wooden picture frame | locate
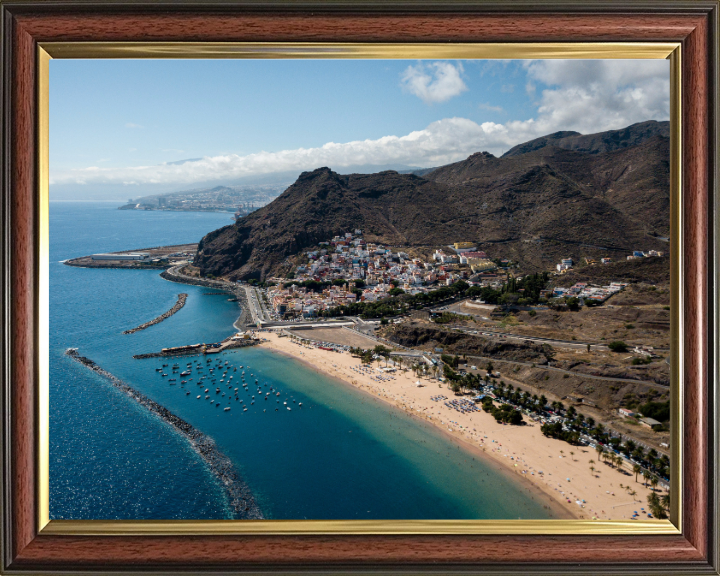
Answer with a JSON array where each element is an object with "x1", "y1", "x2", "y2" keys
[{"x1": 1, "y1": 1, "x2": 718, "y2": 573}]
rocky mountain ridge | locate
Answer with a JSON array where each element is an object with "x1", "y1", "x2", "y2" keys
[{"x1": 195, "y1": 121, "x2": 670, "y2": 280}]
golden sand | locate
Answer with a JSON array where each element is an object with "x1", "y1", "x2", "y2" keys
[{"x1": 258, "y1": 331, "x2": 658, "y2": 521}]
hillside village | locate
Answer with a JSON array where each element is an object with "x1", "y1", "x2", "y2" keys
[{"x1": 263, "y1": 229, "x2": 665, "y2": 321}]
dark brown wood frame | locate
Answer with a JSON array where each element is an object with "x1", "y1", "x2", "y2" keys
[{"x1": 1, "y1": 1, "x2": 718, "y2": 574}]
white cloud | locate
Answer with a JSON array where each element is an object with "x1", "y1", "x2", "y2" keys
[
  {"x1": 523, "y1": 59, "x2": 669, "y2": 135},
  {"x1": 125, "y1": 122, "x2": 144, "y2": 129},
  {"x1": 400, "y1": 62, "x2": 468, "y2": 104},
  {"x1": 53, "y1": 60, "x2": 669, "y2": 188},
  {"x1": 478, "y1": 102, "x2": 504, "y2": 113},
  {"x1": 501, "y1": 84, "x2": 515, "y2": 93}
]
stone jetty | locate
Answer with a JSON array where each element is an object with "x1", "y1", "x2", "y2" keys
[
  {"x1": 123, "y1": 294, "x2": 187, "y2": 334},
  {"x1": 132, "y1": 335, "x2": 258, "y2": 359},
  {"x1": 65, "y1": 348, "x2": 263, "y2": 520}
]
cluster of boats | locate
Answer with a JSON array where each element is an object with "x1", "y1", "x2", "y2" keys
[{"x1": 155, "y1": 354, "x2": 303, "y2": 414}]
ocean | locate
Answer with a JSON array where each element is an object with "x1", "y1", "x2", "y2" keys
[{"x1": 50, "y1": 202, "x2": 555, "y2": 520}]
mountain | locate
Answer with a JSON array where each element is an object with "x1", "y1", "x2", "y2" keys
[
  {"x1": 195, "y1": 122, "x2": 669, "y2": 281},
  {"x1": 501, "y1": 120, "x2": 669, "y2": 157}
]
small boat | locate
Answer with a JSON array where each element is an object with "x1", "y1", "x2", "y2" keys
[
  {"x1": 224, "y1": 407, "x2": 230, "y2": 411},
  {"x1": 169, "y1": 378, "x2": 176, "y2": 381},
  {"x1": 181, "y1": 380, "x2": 187, "y2": 384},
  {"x1": 155, "y1": 368, "x2": 162, "y2": 372},
  {"x1": 287, "y1": 407, "x2": 291, "y2": 411},
  {"x1": 196, "y1": 395, "x2": 201, "y2": 399},
  {"x1": 161, "y1": 373, "x2": 167, "y2": 377},
  {"x1": 204, "y1": 389, "x2": 209, "y2": 393},
  {"x1": 276, "y1": 392, "x2": 280, "y2": 396},
  {"x1": 243, "y1": 408, "x2": 248, "y2": 412},
  {"x1": 299, "y1": 403, "x2": 302, "y2": 407}
]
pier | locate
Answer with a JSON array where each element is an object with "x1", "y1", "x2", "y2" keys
[
  {"x1": 132, "y1": 334, "x2": 259, "y2": 359},
  {"x1": 123, "y1": 293, "x2": 187, "y2": 334}
]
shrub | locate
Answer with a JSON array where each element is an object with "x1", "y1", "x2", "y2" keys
[
  {"x1": 639, "y1": 400, "x2": 670, "y2": 422},
  {"x1": 632, "y1": 356, "x2": 652, "y2": 365},
  {"x1": 608, "y1": 341, "x2": 629, "y2": 353},
  {"x1": 528, "y1": 310, "x2": 537, "y2": 317},
  {"x1": 625, "y1": 324, "x2": 635, "y2": 329}
]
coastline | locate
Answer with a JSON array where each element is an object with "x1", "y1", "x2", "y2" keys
[
  {"x1": 65, "y1": 348, "x2": 263, "y2": 520},
  {"x1": 160, "y1": 265, "x2": 253, "y2": 329},
  {"x1": 258, "y1": 332, "x2": 655, "y2": 521}
]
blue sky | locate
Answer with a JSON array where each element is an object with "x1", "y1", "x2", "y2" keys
[{"x1": 50, "y1": 58, "x2": 669, "y2": 201}]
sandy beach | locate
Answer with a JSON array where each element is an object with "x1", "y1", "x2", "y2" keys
[{"x1": 258, "y1": 331, "x2": 659, "y2": 521}]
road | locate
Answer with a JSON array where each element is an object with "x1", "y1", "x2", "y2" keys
[{"x1": 441, "y1": 324, "x2": 669, "y2": 354}]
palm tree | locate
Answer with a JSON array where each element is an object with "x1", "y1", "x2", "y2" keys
[
  {"x1": 632, "y1": 446, "x2": 645, "y2": 462},
  {"x1": 570, "y1": 451, "x2": 575, "y2": 461},
  {"x1": 630, "y1": 489, "x2": 638, "y2": 501},
  {"x1": 595, "y1": 444, "x2": 604, "y2": 459},
  {"x1": 589, "y1": 466, "x2": 595, "y2": 476},
  {"x1": 633, "y1": 464, "x2": 641, "y2": 483},
  {"x1": 642, "y1": 470, "x2": 651, "y2": 487},
  {"x1": 589, "y1": 459, "x2": 595, "y2": 465},
  {"x1": 647, "y1": 492, "x2": 667, "y2": 519},
  {"x1": 650, "y1": 476, "x2": 659, "y2": 492},
  {"x1": 660, "y1": 493, "x2": 670, "y2": 512}
]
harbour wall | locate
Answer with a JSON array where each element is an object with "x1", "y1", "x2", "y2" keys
[
  {"x1": 133, "y1": 338, "x2": 258, "y2": 359},
  {"x1": 65, "y1": 348, "x2": 263, "y2": 519},
  {"x1": 123, "y1": 294, "x2": 188, "y2": 334}
]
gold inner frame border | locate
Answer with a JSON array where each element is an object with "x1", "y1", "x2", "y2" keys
[{"x1": 37, "y1": 41, "x2": 683, "y2": 536}]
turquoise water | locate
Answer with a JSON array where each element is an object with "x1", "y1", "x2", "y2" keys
[{"x1": 50, "y1": 202, "x2": 554, "y2": 520}]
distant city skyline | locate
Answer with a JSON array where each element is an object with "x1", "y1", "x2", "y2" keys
[{"x1": 50, "y1": 58, "x2": 669, "y2": 201}]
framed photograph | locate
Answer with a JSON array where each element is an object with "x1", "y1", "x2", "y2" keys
[{"x1": 1, "y1": 1, "x2": 717, "y2": 574}]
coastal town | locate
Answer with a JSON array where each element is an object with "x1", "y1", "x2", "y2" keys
[
  {"x1": 233, "y1": 230, "x2": 671, "y2": 520},
  {"x1": 259, "y1": 230, "x2": 661, "y2": 321},
  {"x1": 68, "y1": 223, "x2": 672, "y2": 521}
]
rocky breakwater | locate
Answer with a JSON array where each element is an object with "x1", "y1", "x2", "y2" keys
[
  {"x1": 123, "y1": 294, "x2": 188, "y2": 334},
  {"x1": 160, "y1": 265, "x2": 252, "y2": 328},
  {"x1": 65, "y1": 348, "x2": 263, "y2": 519}
]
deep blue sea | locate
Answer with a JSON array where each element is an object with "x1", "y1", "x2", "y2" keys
[{"x1": 50, "y1": 202, "x2": 554, "y2": 520}]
